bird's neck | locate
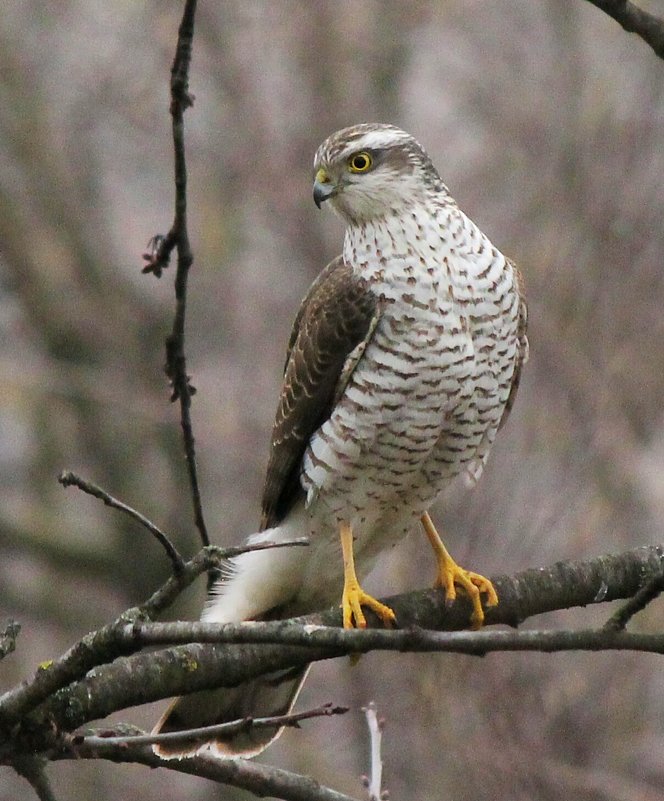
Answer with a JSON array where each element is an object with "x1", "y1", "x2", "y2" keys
[
  {"x1": 342, "y1": 200, "x2": 458, "y2": 283},
  {"x1": 342, "y1": 202, "x2": 509, "y2": 307}
]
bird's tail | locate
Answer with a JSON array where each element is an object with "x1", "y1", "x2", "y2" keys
[
  {"x1": 152, "y1": 517, "x2": 311, "y2": 759},
  {"x1": 152, "y1": 664, "x2": 310, "y2": 759}
]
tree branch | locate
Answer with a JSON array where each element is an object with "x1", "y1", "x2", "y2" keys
[
  {"x1": 6, "y1": 543, "x2": 662, "y2": 750},
  {"x1": 58, "y1": 471, "x2": 185, "y2": 574},
  {"x1": 111, "y1": 622, "x2": 664, "y2": 660},
  {"x1": 52, "y1": 726, "x2": 359, "y2": 801},
  {"x1": 361, "y1": 703, "x2": 386, "y2": 801},
  {"x1": 0, "y1": 621, "x2": 20, "y2": 662},
  {"x1": 604, "y1": 570, "x2": 664, "y2": 631},
  {"x1": 12, "y1": 755, "x2": 58, "y2": 801},
  {"x1": 73, "y1": 703, "x2": 347, "y2": 749},
  {"x1": 0, "y1": 539, "x2": 308, "y2": 727},
  {"x1": 584, "y1": 0, "x2": 664, "y2": 59},
  {"x1": 141, "y1": 0, "x2": 211, "y2": 566}
]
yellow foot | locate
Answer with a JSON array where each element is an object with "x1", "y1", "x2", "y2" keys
[
  {"x1": 434, "y1": 559, "x2": 498, "y2": 629},
  {"x1": 421, "y1": 512, "x2": 498, "y2": 629},
  {"x1": 342, "y1": 580, "x2": 397, "y2": 630},
  {"x1": 340, "y1": 520, "x2": 397, "y2": 629}
]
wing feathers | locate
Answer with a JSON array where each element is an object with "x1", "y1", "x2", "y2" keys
[{"x1": 260, "y1": 256, "x2": 379, "y2": 530}]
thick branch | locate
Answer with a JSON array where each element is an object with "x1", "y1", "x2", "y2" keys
[
  {"x1": 123, "y1": 622, "x2": 664, "y2": 656},
  {"x1": 13, "y1": 544, "x2": 664, "y2": 742},
  {"x1": 584, "y1": 0, "x2": 664, "y2": 58},
  {"x1": 0, "y1": 540, "x2": 307, "y2": 726}
]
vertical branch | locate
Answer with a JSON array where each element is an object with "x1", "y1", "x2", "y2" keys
[
  {"x1": 165, "y1": 0, "x2": 210, "y2": 554},
  {"x1": 362, "y1": 703, "x2": 387, "y2": 801},
  {"x1": 143, "y1": 0, "x2": 212, "y2": 570},
  {"x1": 13, "y1": 756, "x2": 59, "y2": 801}
]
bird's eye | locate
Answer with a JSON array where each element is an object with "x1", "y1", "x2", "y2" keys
[{"x1": 348, "y1": 152, "x2": 373, "y2": 173}]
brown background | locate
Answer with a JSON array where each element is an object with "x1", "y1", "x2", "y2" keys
[{"x1": 2, "y1": 2, "x2": 664, "y2": 799}]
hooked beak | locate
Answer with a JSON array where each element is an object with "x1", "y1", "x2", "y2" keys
[{"x1": 313, "y1": 167, "x2": 338, "y2": 209}]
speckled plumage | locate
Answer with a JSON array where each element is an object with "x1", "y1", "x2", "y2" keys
[{"x1": 153, "y1": 123, "x2": 528, "y2": 760}]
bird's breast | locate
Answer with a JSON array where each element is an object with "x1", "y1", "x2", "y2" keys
[{"x1": 301, "y1": 206, "x2": 520, "y2": 526}]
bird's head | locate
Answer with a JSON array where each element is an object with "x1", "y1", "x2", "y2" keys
[{"x1": 312, "y1": 123, "x2": 446, "y2": 225}]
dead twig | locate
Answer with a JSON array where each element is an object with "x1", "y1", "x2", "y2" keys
[
  {"x1": 361, "y1": 703, "x2": 387, "y2": 801},
  {"x1": 584, "y1": 0, "x2": 664, "y2": 59},
  {"x1": 71, "y1": 702, "x2": 348, "y2": 749},
  {"x1": 603, "y1": 570, "x2": 664, "y2": 631},
  {"x1": 52, "y1": 733, "x2": 360, "y2": 801},
  {"x1": 58, "y1": 471, "x2": 185, "y2": 574},
  {"x1": 141, "y1": 0, "x2": 211, "y2": 574}
]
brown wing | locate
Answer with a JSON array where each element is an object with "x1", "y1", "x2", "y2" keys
[
  {"x1": 499, "y1": 262, "x2": 529, "y2": 429},
  {"x1": 260, "y1": 255, "x2": 379, "y2": 530}
]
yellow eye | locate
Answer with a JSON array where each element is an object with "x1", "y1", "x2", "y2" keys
[{"x1": 348, "y1": 151, "x2": 373, "y2": 173}]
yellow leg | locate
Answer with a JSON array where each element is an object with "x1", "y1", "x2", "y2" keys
[
  {"x1": 421, "y1": 512, "x2": 498, "y2": 629},
  {"x1": 340, "y1": 521, "x2": 396, "y2": 629}
]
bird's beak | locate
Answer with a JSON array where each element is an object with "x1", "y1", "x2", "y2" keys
[{"x1": 313, "y1": 167, "x2": 338, "y2": 209}]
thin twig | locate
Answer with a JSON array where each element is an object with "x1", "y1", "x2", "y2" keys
[
  {"x1": 72, "y1": 703, "x2": 347, "y2": 749},
  {"x1": 58, "y1": 471, "x2": 185, "y2": 575},
  {"x1": 604, "y1": 570, "x2": 664, "y2": 631},
  {"x1": 0, "y1": 621, "x2": 20, "y2": 662},
  {"x1": 138, "y1": 538, "x2": 308, "y2": 620},
  {"x1": 141, "y1": 0, "x2": 211, "y2": 571},
  {"x1": 584, "y1": 0, "x2": 664, "y2": 59},
  {"x1": 165, "y1": 0, "x2": 211, "y2": 558},
  {"x1": 12, "y1": 756, "x2": 58, "y2": 801},
  {"x1": 0, "y1": 539, "x2": 308, "y2": 726},
  {"x1": 52, "y1": 735, "x2": 360, "y2": 801},
  {"x1": 361, "y1": 703, "x2": 386, "y2": 801}
]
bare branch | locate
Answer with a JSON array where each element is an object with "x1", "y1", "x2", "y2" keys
[
  {"x1": 584, "y1": 0, "x2": 664, "y2": 59},
  {"x1": 53, "y1": 728, "x2": 359, "y2": 801},
  {"x1": 8, "y1": 543, "x2": 663, "y2": 748},
  {"x1": 164, "y1": 0, "x2": 211, "y2": 559},
  {"x1": 58, "y1": 471, "x2": 185, "y2": 574},
  {"x1": 73, "y1": 703, "x2": 347, "y2": 749},
  {"x1": 604, "y1": 569, "x2": 664, "y2": 631},
  {"x1": 0, "y1": 539, "x2": 307, "y2": 727},
  {"x1": 0, "y1": 621, "x2": 20, "y2": 662},
  {"x1": 12, "y1": 756, "x2": 58, "y2": 801},
  {"x1": 361, "y1": 703, "x2": 386, "y2": 801},
  {"x1": 124, "y1": 620, "x2": 664, "y2": 657},
  {"x1": 141, "y1": 0, "x2": 210, "y2": 567}
]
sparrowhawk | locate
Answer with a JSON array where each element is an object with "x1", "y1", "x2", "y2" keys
[{"x1": 153, "y1": 123, "x2": 528, "y2": 759}]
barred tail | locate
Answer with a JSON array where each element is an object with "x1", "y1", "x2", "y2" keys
[{"x1": 152, "y1": 664, "x2": 310, "y2": 759}]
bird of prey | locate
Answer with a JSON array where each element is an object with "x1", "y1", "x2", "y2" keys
[{"x1": 153, "y1": 123, "x2": 528, "y2": 759}]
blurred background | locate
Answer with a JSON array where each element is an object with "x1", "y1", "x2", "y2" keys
[{"x1": 2, "y1": 1, "x2": 664, "y2": 799}]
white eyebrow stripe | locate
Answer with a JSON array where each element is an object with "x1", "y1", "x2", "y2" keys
[{"x1": 349, "y1": 129, "x2": 412, "y2": 152}]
